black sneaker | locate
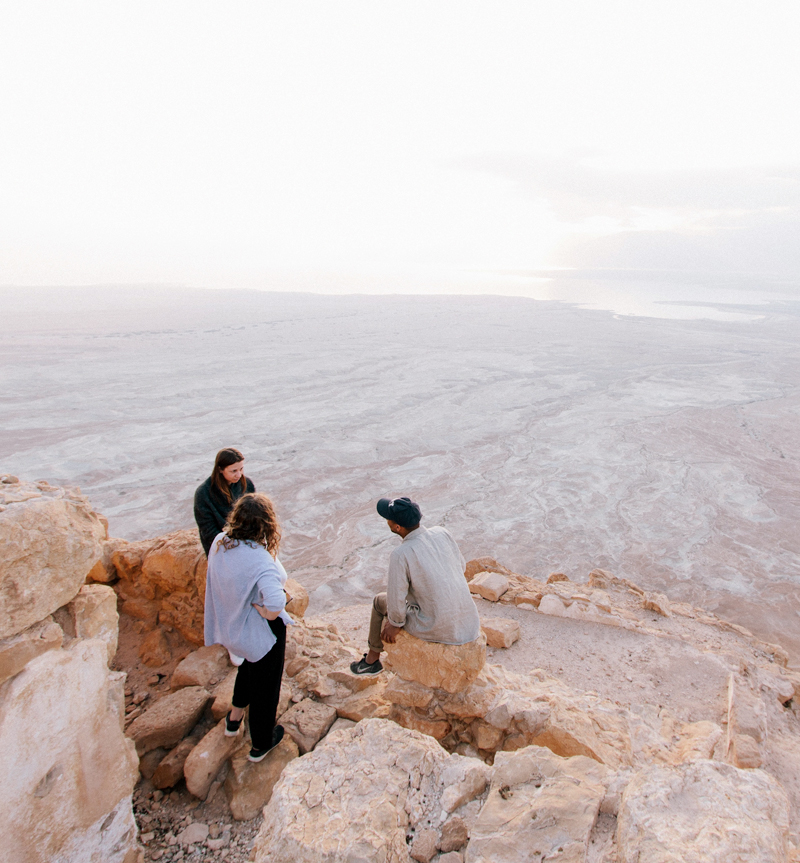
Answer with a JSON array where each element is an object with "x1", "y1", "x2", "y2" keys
[
  {"x1": 349, "y1": 654, "x2": 383, "y2": 675},
  {"x1": 224, "y1": 711, "x2": 243, "y2": 737},
  {"x1": 248, "y1": 725, "x2": 284, "y2": 763}
]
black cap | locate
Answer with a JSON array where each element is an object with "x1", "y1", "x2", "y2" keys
[{"x1": 376, "y1": 496, "x2": 422, "y2": 528}]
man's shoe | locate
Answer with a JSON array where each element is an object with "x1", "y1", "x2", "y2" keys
[
  {"x1": 248, "y1": 725, "x2": 284, "y2": 763},
  {"x1": 350, "y1": 654, "x2": 383, "y2": 675},
  {"x1": 224, "y1": 711, "x2": 243, "y2": 737}
]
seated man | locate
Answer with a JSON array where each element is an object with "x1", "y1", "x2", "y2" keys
[{"x1": 350, "y1": 495, "x2": 481, "y2": 675}]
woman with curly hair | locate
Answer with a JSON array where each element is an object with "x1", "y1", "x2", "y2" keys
[
  {"x1": 194, "y1": 447, "x2": 256, "y2": 556},
  {"x1": 204, "y1": 492, "x2": 291, "y2": 762}
]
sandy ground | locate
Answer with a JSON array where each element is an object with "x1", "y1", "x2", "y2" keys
[
  {"x1": 314, "y1": 597, "x2": 732, "y2": 725},
  {"x1": 3, "y1": 287, "x2": 800, "y2": 661}
]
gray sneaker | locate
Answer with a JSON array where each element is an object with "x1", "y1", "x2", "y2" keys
[{"x1": 350, "y1": 654, "x2": 383, "y2": 675}]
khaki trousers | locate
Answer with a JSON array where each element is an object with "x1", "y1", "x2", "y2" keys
[{"x1": 368, "y1": 592, "x2": 389, "y2": 653}]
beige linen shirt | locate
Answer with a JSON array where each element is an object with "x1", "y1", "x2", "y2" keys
[{"x1": 386, "y1": 524, "x2": 480, "y2": 645}]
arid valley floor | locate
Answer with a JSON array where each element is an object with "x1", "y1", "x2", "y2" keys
[{"x1": 2, "y1": 286, "x2": 799, "y2": 661}]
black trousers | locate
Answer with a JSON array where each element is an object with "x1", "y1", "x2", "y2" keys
[{"x1": 231, "y1": 618, "x2": 286, "y2": 750}]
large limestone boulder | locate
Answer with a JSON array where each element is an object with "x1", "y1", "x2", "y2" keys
[
  {"x1": 616, "y1": 760, "x2": 791, "y2": 862},
  {"x1": 384, "y1": 629, "x2": 486, "y2": 694},
  {"x1": 0, "y1": 480, "x2": 106, "y2": 639},
  {"x1": 254, "y1": 718, "x2": 491, "y2": 863},
  {"x1": 0, "y1": 639, "x2": 139, "y2": 863},
  {"x1": 466, "y1": 745, "x2": 610, "y2": 862}
]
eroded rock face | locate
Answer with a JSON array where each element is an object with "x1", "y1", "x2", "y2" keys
[
  {"x1": 54, "y1": 583, "x2": 119, "y2": 664},
  {"x1": 0, "y1": 618, "x2": 63, "y2": 685},
  {"x1": 0, "y1": 639, "x2": 139, "y2": 863},
  {"x1": 617, "y1": 760, "x2": 791, "y2": 863},
  {"x1": 0, "y1": 480, "x2": 106, "y2": 639},
  {"x1": 113, "y1": 531, "x2": 309, "y2": 648},
  {"x1": 254, "y1": 718, "x2": 490, "y2": 863},
  {"x1": 384, "y1": 629, "x2": 487, "y2": 694}
]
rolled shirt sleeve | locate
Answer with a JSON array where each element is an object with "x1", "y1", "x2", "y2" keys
[{"x1": 386, "y1": 550, "x2": 410, "y2": 628}]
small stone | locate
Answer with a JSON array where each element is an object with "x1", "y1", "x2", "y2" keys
[
  {"x1": 152, "y1": 790, "x2": 164, "y2": 801},
  {"x1": 481, "y1": 618, "x2": 520, "y2": 649},
  {"x1": 206, "y1": 835, "x2": 231, "y2": 851},
  {"x1": 468, "y1": 572, "x2": 509, "y2": 602},
  {"x1": 730, "y1": 733, "x2": 763, "y2": 769},
  {"x1": 209, "y1": 824, "x2": 222, "y2": 840},
  {"x1": 438, "y1": 853, "x2": 463, "y2": 863},
  {"x1": 138, "y1": 747, "x2": 168, "y2": 779},
  {"x1": 410, "y1": 827, "x2": 438, "y2": 862},
  {"x1": 643, "y1": 592, "x2": 671, "y2": 617},
  {"x1": 178, "y1": 822, "x2": 209, "y2": 847},
  {"x1": 439, "y1": 815, "x2": 468, "y2": 853}
]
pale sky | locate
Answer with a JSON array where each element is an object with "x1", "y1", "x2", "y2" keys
[{"x1": 2, "y1": 2, "x2": 800, "y2": 306}]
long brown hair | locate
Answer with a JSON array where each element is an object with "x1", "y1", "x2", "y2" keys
[
  {"x1": 218, "y1": 493, "x2": 281, "y2": 557},
  {"x1": 211, "y1": 447, "x2": 247, "y2": 502}
]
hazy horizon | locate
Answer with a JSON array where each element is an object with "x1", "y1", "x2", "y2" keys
[{"x1": 3, "y1": 4, "x2": 800, "y2": 296}]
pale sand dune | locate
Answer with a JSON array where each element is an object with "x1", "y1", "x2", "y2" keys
[{"x1": 2, "y1": 287, "x2": 799, "y2": 659}]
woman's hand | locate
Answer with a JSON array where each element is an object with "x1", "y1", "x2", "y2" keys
[{"x1": 252, "y1": 603, "x2": 280, "y2": 621}]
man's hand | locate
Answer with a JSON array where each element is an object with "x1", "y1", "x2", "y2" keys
[{"x1": 381, "y1": 621, "x2": 403, "y2": 644}]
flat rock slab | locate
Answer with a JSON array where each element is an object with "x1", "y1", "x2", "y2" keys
[
  {"x1": 152, "y1": 738, "x2": 197, "y2": 789},
  {"x1": 127, "y1": 686, "x2": 211, "y2": 755},
  {"x1": 225, "y1": 735, "x2": 300, "y2": 821},
  {"x1": 184, "y1": 718, "x2": 241, "y2": 800},
  {"x1": 469, "y1": 572, "x2": 509, "y2": 602},
  {"x1": 466, "y1": 745, "x2": 609, "y2": 863},
  {"x1": 385, "y1": 630, "x2": 486, "y2": 694},
  {"x1": 617, "y1": 760, "x2": 791, "y2": 863},
  {"x1": 281, "y1": 698, "x2": 338, "y2": 754}
]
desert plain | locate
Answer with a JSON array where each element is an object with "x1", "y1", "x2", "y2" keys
[{"x1": 2, "y1": 285, "x2": 799, "y2": 662}]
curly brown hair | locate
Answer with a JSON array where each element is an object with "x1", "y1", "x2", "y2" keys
[{"x1": 218, "y1": 493, "x2": 281, "y2": 557}]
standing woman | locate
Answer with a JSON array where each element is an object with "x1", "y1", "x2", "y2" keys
[
  {"x1": 204, "y1": 493, "x2": 290, "y2": 761},
  {"x1": 194, "y1": 447, "x2": 255, "y2": 555}
]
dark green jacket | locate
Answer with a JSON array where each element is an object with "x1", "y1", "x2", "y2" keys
[{"x1": 194, "y1": 476, "x2": 255, "y2": 555}]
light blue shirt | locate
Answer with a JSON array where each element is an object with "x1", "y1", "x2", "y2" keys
[{"x1": 204, "y1": 533, "x2": 293, "y2": 662}]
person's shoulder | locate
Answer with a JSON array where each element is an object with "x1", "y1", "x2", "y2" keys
[
  {"x1": 245, "y1": 477, "x2": 255, "y2": 492},
  {"x1": 194, "y1": 476, "x2": 213, "y2": 499}
]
